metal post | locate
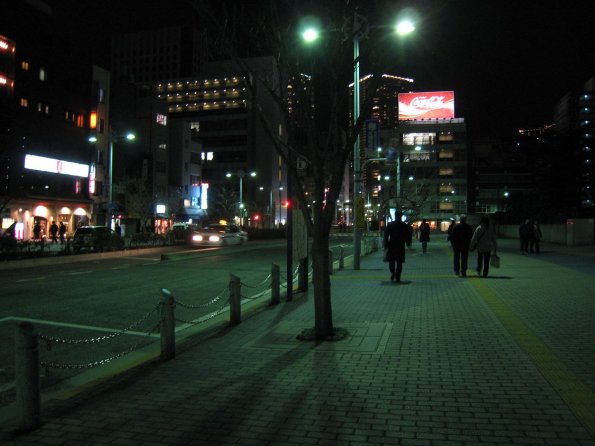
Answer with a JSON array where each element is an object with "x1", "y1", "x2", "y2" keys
[
  {"x1": 328, "y1": 249, "x2": 334, "y2": 275},
  {"x1": 229, "y1": 274, "x2": 241, "y2": 325},
  {"x1": 160, "y1": 288, "x2": 175, "y2": 360},
  {"x1": 396, "y1": 152, "x2": 401, "y2": 209},
  {"x1": 239, "y1": 173, "x2": 243, "y2": 226},
  {"x1": 108, "y1": 139, "x2": 114, "y2": 228},
  {"x1": 271, "y1": 263, "x2": 280, "y2": 304},
  {"x1": 339, "y1": 246, "x2": 344, "y2": 270},
  {"x1": 15, "y1": 322, "x2": 40, "y2": 432},
  {"x1": 353, "y1": 35, "x2": 362, "y2": 270},
  {"x1": 298, "y1": 257, "x2": 309, "y2": 291}
]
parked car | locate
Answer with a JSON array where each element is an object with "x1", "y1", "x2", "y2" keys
[
  {"x1": 167, "y1": 223, "x2": 195, "y2": 244},
  {"x1": 72, "y1": 226, "x2": 124, "y2": 252},
  {"x1": 189, "y1": 223, "x2": 248, "y2": 247}
]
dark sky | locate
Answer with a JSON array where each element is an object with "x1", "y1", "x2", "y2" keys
[
  {"x1": 48, "y1": 0, "x2": 595, "y2": 140},
  {"x1": 391, "y1": 0, "x2": 595, "y2": 139}
]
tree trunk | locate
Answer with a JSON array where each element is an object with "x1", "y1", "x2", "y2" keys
[{"x1": 311, "y1": 229, "x2": 334, "y2": 339}]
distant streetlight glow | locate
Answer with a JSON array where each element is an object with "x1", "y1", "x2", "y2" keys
[
  {"x1": 395, "y1": 19, "x2": 415, "y2": 35},
  {"x1": 302, "y1": 27, "x2": 319, "y2": 43}
]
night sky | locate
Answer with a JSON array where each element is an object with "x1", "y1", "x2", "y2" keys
[
  {"x1": 44, "y1": 0, "x2": 595, "y2": 140},
  {"x1": 396, "y1": 0, "x2": 595, "y2": 139}
]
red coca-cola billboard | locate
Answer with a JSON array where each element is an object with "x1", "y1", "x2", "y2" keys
[{"x1": 398, "y1": 91, "x2": 455, "y2": 120}]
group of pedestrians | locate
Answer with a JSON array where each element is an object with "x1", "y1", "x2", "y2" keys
[
  {"x1": 519, "y1": 218, "x2": 542, "y2": 254},
  {"x1": 48, "y1": 221, "x2": 67, "y2": 244},
  {"x1": 383, "y1": 214, "x2": 499, "y2": 283}
]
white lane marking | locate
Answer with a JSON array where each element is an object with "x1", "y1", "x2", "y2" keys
[
  {"x1": 65, "y1": 270, "x2": 93, "y2": 275},
  {"x1": 0, "y1": 316, "x2": 159, "y2": 338},
  {"x1": 15, "y1": 276, "x2": 47, "y2": 283}
]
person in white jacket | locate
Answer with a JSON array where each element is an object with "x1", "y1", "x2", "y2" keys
[{"x1": 470, "y1": 216, "x2": 497, "y2": 277}]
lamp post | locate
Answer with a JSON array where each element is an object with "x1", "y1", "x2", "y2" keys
[
  {"x1": 352, "y1": 16, "x2": 415, "y2": 269},
  {"x1": 226, "y1": 170, "x2": 256, "y2": 226},
  {"x1": 89, "y1": 131, "x2": 135, "y2": 228},
  {"x1": 278, "y1": 186, "x2": 284, "y2": 226}
]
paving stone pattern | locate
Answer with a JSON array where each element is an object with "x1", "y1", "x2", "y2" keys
[{"x1": 1, "y1": 239, "x2": 594, "y2": 445}]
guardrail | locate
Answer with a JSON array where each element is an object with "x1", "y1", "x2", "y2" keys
[{"x1": 11, "y1": 238, "x2": 380, "y2": 431}]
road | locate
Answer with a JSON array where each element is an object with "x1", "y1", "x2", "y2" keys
[{"x1": 0, "y1": 236, "x2": 355, "y2": 403}]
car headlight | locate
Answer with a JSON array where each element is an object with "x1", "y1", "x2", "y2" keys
[
  {"x1": 192, "y1": 235, "x2": 203, "y2": 242},
  {"x1": 209, "y1": 235, "x2": 220, "y2": 242}
]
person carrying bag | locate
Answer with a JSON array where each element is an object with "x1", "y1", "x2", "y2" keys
[{"x1": 470, "y1": 216, "x2": 498, "y2": 277}]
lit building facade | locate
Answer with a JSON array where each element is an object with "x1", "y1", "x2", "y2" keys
[
  {"x1": 146, "y1": 57, "x2": 287, "y2": 227},
  {"x1": 380, "y1": 118, "x2": 469, "y2": 230},
  {"x1": 1, "y1": 2, "x2": 102, "y2": 240},
  {"x1": 554, "y1": 77, "x2": 594, "y2": 212}
]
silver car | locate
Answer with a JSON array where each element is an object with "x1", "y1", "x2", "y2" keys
[{"x1": 189, "y1": 224, "x2": 248, "y2": 247}]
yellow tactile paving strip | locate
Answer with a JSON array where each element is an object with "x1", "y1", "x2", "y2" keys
[{"x1": 470, "y1": 277, "x2": 595, "y2": 438}]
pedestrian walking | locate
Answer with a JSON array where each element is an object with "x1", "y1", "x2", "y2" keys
[
  {"x1": 450, "y1": 215, "x2": 473, "y2": 277},
  {"x1": 519, "y1": 219, "x2": 532, "y2": 254},
  {"x1": 419, "y1": 219, "x2": 430, "y2": 253},
  {"x1": 470, "y1": 216, "x2": 498, "y2": 277},
  {"x1": 446, "y1": 219, "x2": 455, "y2": 246},
  {"x1": 383, "y1": 211, "x2": 412, "y2": 283},
  {"x1": 59, "y1": 222, "x2": 66, "y2": 244},
  {"x1": 33, "y1": 222, "x2": 41, "y2": 240},
  {"x1": 49, "y1": 221, "x2": 59, "y2": 244},
  {"x1": 531, "y1": 221, "x2": 543, "y2": 254}
]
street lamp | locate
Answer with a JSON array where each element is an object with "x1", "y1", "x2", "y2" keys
[
  {"x1": 88, "y1": 131, "x2": 135, "y2": 228},
  {"x1": 299, "y1": 12, "x2": 415, "y2": 268},
  {"x1": 352, "y1": 16, "x2": 415, "y2": 269},
  {"x1": 226, "y1": 170, "x2": 256, "y2": 226}
]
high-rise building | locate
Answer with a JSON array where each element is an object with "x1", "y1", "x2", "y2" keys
[
  {"x1": 111, "y1": 26, "x2": 208, "y2": 86},
  {"x1": 1, "y1": 1, "x2": 102, "y2": 239},
  {"x1": 554, "y1": 77, "x2": 595, "y2": 212}
]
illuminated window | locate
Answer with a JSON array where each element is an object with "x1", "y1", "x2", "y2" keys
[
  {"x1": 158, "y1": 143, "x2": 167, "y2": 150},
  {"x1": 21, "y1": 61, "x2": 29, "y2": 71},
  {"x1": 156, "y1": 113, "x2": 167, "y2": 126},
  {"x1": 438, "y1": 150, "x2": 454, "y2": 159},
  {"x1": 439, "y1": 168, "x2": 454, "y2": 177},
  {"x1": 402, "y1": 132, "x2": 435, "y2": 145},
  {"x1": 76, "y1": 114, "x2": 84, "y2": 128},
  {"x1": 439, "y1": 202, "x2": 454, "y2": 211},
  {"x1": 439, "y1": 184, "x2": 454, "y2": 194},
  {"x1": 39, "y1": 68, "x2": 47, "y2": 81},
  {"x1": 438, "y1": 132, "x2": 454, "y2": 142},
  {"x1": 38, "y1": 103, "x2": 50, "y2": 115},
  {"x1": 89, "y1": 111, "x2": 97, "y2": 129},
  {"x1": 20, "y1": 98, "x2": 28, "y2": 107}
]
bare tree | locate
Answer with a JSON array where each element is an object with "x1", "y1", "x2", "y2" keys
[
  {"x1": 125, "y1": 177, "x2": 154, "y2": 231},
  {"x1": 191, "y1": 0, "x2": 394, "y2": 339}
]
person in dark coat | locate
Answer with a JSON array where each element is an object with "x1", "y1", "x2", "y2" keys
[
  {"x1": 519, "y1": 219, "x2": 532, "y2": 254},
  {"x1": 419, "y1": 219, "x2": 430, "y2": 253},
  {"x1": 450, "y1": 215, "x2": 473, "y2": 277},
  {"x1": 383, "y1": 212, "x2": 412, "y2": 283},
  {"x1": 59, "y1": 222, "x2": 66, "y2": 244},
  {"x1": 49, "y1": 221, "x2": 59, "y2": 244}
]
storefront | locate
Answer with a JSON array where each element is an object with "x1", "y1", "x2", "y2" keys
[{"x1": 1, "y1": 200, "x2": 92, "y2": 241}]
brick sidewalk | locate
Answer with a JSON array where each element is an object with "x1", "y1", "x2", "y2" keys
[{"x1": 1, "y1": 238, "x2": 594, "y2": 445}]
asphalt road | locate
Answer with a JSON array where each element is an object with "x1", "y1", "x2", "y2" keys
[{"x1": 0, "y1": 236, "x2": 354, "y2": 404}]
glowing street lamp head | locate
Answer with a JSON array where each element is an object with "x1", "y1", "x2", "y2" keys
[
  {"x1": 125, "y1": 132, "x2": 136, "y2": 141},
  {"x1": 302, "y1": 27, "x2": 320, "y2": 43},
  {"x1": 395, "y1": 19, "x2": 415, "y2": 36}
]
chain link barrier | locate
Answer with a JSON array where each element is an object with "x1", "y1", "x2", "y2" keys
[
  {"x1": 35, "y1": 268, "x2": 277, "y2": 372},
  {"x1": 38, "y1": 303, "x2": 161, "y2": 347},
  {"x1": 40, "y1": 322, "x2": 161, "y2": 371}
]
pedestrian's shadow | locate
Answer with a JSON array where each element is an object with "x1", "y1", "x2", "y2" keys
[{"x1": 381, "y1": 280, "x2": 412, "y2": 286}]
